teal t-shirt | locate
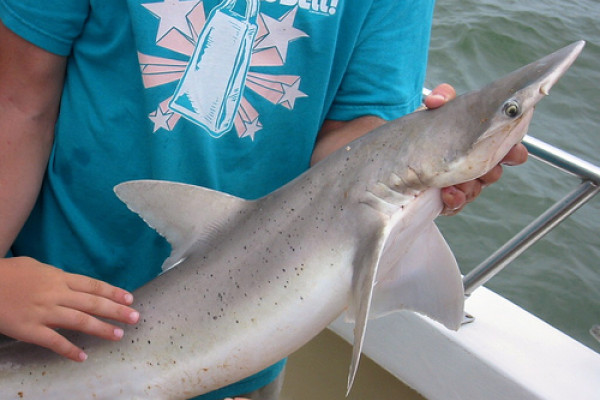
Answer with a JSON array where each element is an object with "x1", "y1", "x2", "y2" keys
[{"x1": 1, "y1": 0, "x2": 434, "y2": 398}]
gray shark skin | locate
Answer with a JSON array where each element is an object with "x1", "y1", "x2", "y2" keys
[{"x1": 0, "y1": 41, "x2": 584, "y2": 399}]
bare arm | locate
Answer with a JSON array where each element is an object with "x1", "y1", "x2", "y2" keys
[
  {"x1": 311, "y1": 116, "x2": 386, "y2": 166},
  {"x1": 0, "y1": 22, "x2": 139, "y2": 361},
  {"x1": 0, "y1": 21, "x2": 62, "y2": 254}
]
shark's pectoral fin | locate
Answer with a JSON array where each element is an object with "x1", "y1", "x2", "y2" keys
[
  {"x1": 345, "y1": 227, "x2": 388, "y2": 395},
  {"x1": 371, "y1": 221, "x2": 464, "y2": 330},
  {"x1": 114, "y1": 180, "x2": 254, "y2": 271}
]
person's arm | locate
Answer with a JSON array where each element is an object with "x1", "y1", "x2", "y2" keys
[
  {"x1": 0, "y1": 21, "x2": 62, "y2": 255},
  {"x1": 311, "y1": 116, "x2": 387, "y2": 166},
  {"x1": 311, "y1": 84, "x2": 528, "y2": 214},
  {"x1": 0, "y1": 21, "x2": 139, "y2": 362}
]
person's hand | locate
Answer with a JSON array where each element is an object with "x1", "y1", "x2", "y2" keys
[
  {"x1": 424, "y1": 84, "x2": 528, "y2": 216},
  {"x1": 440, "y1": 144, "x2": 528, "y2": 215},
  {"x1": 0, "y1": 257, "x2": 139, "y2": 361}
]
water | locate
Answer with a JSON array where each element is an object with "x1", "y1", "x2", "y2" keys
[{"x1": 425, "y1": 0, "x2": 600, "y2": 351}]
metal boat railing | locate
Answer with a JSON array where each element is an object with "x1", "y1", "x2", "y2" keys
[{"x1": 462, "y1": 135, "x2": 600, "y2": 295}]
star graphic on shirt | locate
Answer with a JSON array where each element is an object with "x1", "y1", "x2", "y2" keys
[
  {"x1": 278, "y1": 78, "x2": 308, "y2": 110},
  {"x1": 142, "y1": 0, "x2": 198, "y2": 41},
  {"x1": 240, "y1": 118, "x2": 263, "y2": 140},
  {"x1": 149, "y1": 104, "x2": 174, "y2": 132},
  {"x1": 255, "y1": 7, "x2": 308, "y2": 63}
]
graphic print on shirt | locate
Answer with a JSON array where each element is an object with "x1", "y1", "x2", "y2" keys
[{"x1": 139, "y1": 0, "x2": 319, "y2": 140}]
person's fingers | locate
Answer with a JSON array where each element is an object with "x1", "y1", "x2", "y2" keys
[
  {"x1": 478, "y1": 164, "x2": 504, "y2": 187},
  {"x1": 24, "y1": 327, "x2": 88, "y2": 362},
  {"x1": 424, "y1": 83, "x2": 456, "y2": 109},
  {"x1": 441, "y1": 186, "x2": 466, "y2": 216},
  {"x1": 502, "y1": 143, "x2": 528, "y2": 166},
  {"x1": 439, "y1": 142, "x2": 528, "y2": 217},
  {"x1": 65, "y1": 273, "x2": 134, "y2": 306},
  {"x1": 61, "y1": 291, "x2": 140, "y2": 325},
  {"x1": 0, "y1": 258, "x2": 140, "y2": 362},
  {"x1": 441, "y1": 179, "x2": 484, "y2": 216},
  {"x1": 46, "y1": 306, "x2": 126, "y2": 343},
  {"x1": 456, "y1": 180, "x2": 483, "y2": 203}
]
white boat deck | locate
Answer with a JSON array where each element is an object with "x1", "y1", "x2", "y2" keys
[{"x1": 327, "y1": 287, "x2": 600, "y2": 400}]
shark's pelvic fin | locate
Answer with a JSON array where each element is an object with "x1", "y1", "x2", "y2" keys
[
  {"x1": 371, "y1": 221, "x2": 465, "y2": 330},
  {"x1": 343, "y1": 220, "x2": 464, "y2": 394},
  {"x1": 115, "y1": 180, "x2": 254, "y2": 270},
  {"x1": 345, "y1": 226, "x2": 389, "y2": 395}
]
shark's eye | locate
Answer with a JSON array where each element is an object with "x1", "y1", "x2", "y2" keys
[{"x1": 503, "y1": 100, "x2": 521, "y2": 118}]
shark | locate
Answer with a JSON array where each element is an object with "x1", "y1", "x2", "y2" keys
[{"x1": 0, "y1": 41, "x2": 584, "y2": 399}]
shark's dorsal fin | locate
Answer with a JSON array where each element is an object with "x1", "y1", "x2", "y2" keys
[{"x1": 115, "y1": 180, "x2": 254, "y2": 270}]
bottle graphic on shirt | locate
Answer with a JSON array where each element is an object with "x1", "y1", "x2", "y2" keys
[{"x1": 170, "y1": 0, "x2": 259, "y2": 137}]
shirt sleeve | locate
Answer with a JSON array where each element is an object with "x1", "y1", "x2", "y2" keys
[
  {"x1": 327, "y1": 0, "x2": 435, "y2": 121},
  {"x1": 0, "y1": 0, "x2": 90, "y2": 56}
]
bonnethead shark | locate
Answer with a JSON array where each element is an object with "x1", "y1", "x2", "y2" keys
[{"x1": 0, "y1": 41, "x2": 584, "y2": 399}]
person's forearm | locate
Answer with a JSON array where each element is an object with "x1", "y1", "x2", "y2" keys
[
  {"x1": 0, "y1": 21, "x2": 66, "y2": 255},
  {"x1": 0, "y1": 111, "x2": 56, "y2": 256},
  {"x1": 311, "y1": 116, "x2": 386, "y2": 166}
]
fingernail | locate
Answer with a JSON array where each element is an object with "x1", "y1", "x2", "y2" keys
[
  {"x1": 124, "y1": 293, "x2": 134, "y2": 304},
  {"x1": 129, "y1": 311, "x2": 140, "y2": 323},
  {"x1": 443, "y1": 186, "x2": 459, "y2": 200},
  {"x1": 79, "y1": 351, "x2": 88, "y2": 361},
  {"x1": 114, "y1": 328, "x2": 124, "y2": 339},
  {"x1": 445, "y1": 202, "x2": 462, "y2": 212},
  {"x1": 442, "y1": 187, "x2": 463, "y2": 211}
]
